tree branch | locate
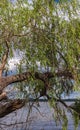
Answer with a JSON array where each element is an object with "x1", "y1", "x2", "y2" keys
[
  {"x1": 0, "y1": 92, "x2": 7, "y2": 101},
  {"x1": 0, "y1": 99, "x2": 25, "y2": 118},
  {"x1": 35, "y1": 71, "x2": 74, "y2": 81},
  {"x1": 0, "y1": 41, "x2": 9, "y2": 77},
  {"x1": 0, "y1": 70, "x2": 73, "y2": 94},
  {"x1": 0, "y1": 72, "x2": 31, "y2": 92}
]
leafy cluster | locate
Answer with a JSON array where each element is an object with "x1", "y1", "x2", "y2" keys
[{"x1": 0, "y1": 0, "x2": 80, "y2": 129}]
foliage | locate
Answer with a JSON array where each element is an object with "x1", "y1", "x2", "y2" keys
[
  {"x1": 0, "y1": 0, "x2": 80, "y2": 129},
  {"x1": 73, "y1": 111, "x2": 79, "y2": 130}
]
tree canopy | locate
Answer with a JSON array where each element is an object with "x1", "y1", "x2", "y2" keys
[{"x1": 0, "y1": 0, "x2": 80, "y2": 129}]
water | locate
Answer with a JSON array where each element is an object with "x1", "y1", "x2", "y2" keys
[{"x1": 61, "y1": 91, "x2": 80, "y2": 99}]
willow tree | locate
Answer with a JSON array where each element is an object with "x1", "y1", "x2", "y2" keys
[{"x1": 0, "y1": 0, "x2": 80, "y2": 129}]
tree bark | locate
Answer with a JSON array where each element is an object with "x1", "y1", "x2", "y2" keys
[
  {"x1": 0, "y1": 92, "x2": 7, "y2": 101},
  {"x1": 0, "y1": 70, "x2": 73, "y2": 118},
  {"x1": 0, "y1": 70, "x2": 73, "y2": 93},
  {"x1": 0, "y1": 99, "x2": 25, "y2": 118},
  {"x1": 0, "y1": 72, "x2": 30, "y2": 93},
  {"x1": 35, "y1": 71, "x2": 74, "y2": 81}
]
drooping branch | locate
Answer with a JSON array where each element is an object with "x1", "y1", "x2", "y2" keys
[
  {"x1": 0, "y1": 41, "x2": 9, "y2": 77},
  {"x1": 35, "y1": 70, "x2": 74, "y2": 98},
  {"x1": 56, "y1": 49, "x2": 68, "y2": 67}
]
